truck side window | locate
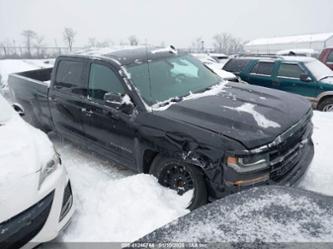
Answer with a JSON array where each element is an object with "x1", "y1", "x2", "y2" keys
[
  {"x1": 277, "y1": 64, "x2": 304, "y2": 79},
  {"x1": 88, "y1": 63, "x2": 125, "y2": 100},
  {"x1": 55, "y1": 60, "x2": 85, "y2": 95},
  {"x1": 251, "y1": 62, "x2": 274, "y2": 76}
]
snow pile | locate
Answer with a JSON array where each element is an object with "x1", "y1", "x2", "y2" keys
[
  {"x1": 61, "y1": 173, "x2": 191, "y2": 242},
  {"x1": 0, "y1": 95, "x2": 54, "y2": 176},
  {"x1": 50, "y1": 137, "x2": 190, "y2": 243},
  {"x1": 299, "y1": 111, "x2": 333, "y2": 196},
  {"x1": 0, "y1": 95, "x2": 54, "y2": 216},
  {"x1": 0, "y1": 93, "x2": 13, "y2": 123},
  {"x1": 0, "y1": 59, "x2": 53, "y2": 89},
  {"x1": 224, "y1": 103, "x2": 281, "y2": 129}
]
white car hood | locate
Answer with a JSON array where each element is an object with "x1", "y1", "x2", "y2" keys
[
  {"x1": 206, "y1": 63, "x2": 237, "y2": 79},
  {"x1": 0, "y1": 98, "x2": 54, "y2": 221},
  {"x1": 0, "y1": 93, "x2": 13, "y2": 124}
]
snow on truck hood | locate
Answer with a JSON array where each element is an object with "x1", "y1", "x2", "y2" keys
[{"x1": 155, "y1": 82, "x2": 311, "y2": 149}]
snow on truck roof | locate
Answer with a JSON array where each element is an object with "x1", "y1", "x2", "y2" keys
[
  {"x1": 72, "y1": 46, "x2": 181, "y2": 66},
  {"x1": 246, "y1": 33, "x2": 333, "y2": 46}
]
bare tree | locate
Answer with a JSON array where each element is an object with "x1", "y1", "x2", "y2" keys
[
  {"x1": 63, "y1": 27, "x2": 76, "y2": 52},
  {"x1": 191, "y1": 37, "x2": 203, "y2": 52},
  {"x1": 128, "y1": 35, "x2": 139, "y2": 46},
  {"x1": 96, "y1": 40, "x2": 110, "y2": 48},
  {"x1": 22, "y1": 30, "x2": 37, "y2": 57},
  {"x1": 34, "y1": 35, "x2": 45, "y2": 57},
  {"x1": 88, "y1": 37, "x2": 97, "y2": 47},
  {"x1": 213, "y1": 33, "x2": 244, "y2": 54},
  {"x1": 0, "y1": 41, "x2": 8, "y2": 57}
]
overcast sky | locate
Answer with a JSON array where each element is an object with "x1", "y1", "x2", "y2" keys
[{"x1": 0, "y1": 0, "x2": 332, "y2": 48}]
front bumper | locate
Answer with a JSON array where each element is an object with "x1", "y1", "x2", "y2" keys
[
  {"x1": 223, "y1": 137, "x2": 314, "y2": 196},
  {"x1": 28, "y1": 165, "x2": 75, "y2": 246},
  {"x1": 1, "y1": 164, "x2": 75, "y2": 249},
  {"x1": 206, "y1": 112, "x2": 314, "y2": 200}
]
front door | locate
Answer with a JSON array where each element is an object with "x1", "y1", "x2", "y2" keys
[
  {"x1": 275, "y1": 62, "x2": 318, "y2": 98},
  {"x1": 81, "y1": 61, "x2": 136, "y2": 168}
]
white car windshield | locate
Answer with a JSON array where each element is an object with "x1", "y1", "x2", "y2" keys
[
  {"x1": 306, "y1": 60, "x2": 333, "y2": 81},
  {"x1": 0, "y1": 95, "x2": 13, "y2": 124}
]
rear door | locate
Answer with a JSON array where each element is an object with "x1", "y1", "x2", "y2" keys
[
  {"x1": 245, "y1": 61, "x2": 275, "y2": 88},
  {"x1": 275, "y1": 62, "x2": 319, "y2": 97},
  {"x1": 49, "y1": 58, "x2": 88, "y2": 138},
  {"x1": 80, "y1": 61, "x2": 137, "y2": 168}
]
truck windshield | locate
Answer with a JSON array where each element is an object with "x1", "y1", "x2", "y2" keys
[
  {"x1": 306, "y1": 60, "x2": 333, "y2": 81},
  {"x1": 126, "y1": 54, "x2": 221, "y2": 106}
]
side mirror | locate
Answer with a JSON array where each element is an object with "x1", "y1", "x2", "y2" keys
[
  {"x1": 300, "y1": 73, "x2": 312, "y2": 82},
  {"x1": 104, "y1": 92, "x2": 134, "y2": 114},
  {"x1": 12, "y1": 103, "x2": 25, "y2": 116},
  {"x1": 104, "y1": 92, "x2": 123, "y2": 104}
]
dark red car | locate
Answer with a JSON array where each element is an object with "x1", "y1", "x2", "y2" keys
[{"x1": 319, "y1": 48, "x2": 333, "y2": 70}]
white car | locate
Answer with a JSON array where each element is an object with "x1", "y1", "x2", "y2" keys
[
  {"x1": 192, "y1": 53, "x2": 240, "y2": 82},
  {"x1": 0, "y1": 95, "x2": 74, "y2": 248}
]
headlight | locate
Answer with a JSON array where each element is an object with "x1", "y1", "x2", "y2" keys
[
  {"x1": 38, "y1": 150, "x2": 61, "y2": 189},
  {"x1": 226, "y1": 154, "x2": 269, "y2": 173}
]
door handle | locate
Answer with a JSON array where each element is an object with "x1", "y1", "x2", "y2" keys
[
  {"x1": 102, "y1": 109, "x2": 120, "y2": 120},
  {"x1": 81, "y1": 108, "x2": 94, "y2": 117},
  {"x1": 48, "y1": 96, "x2": 57, "y2": 102},
  {"x1": 272, "y1": 80, "x2": 280, "y2": 87}
]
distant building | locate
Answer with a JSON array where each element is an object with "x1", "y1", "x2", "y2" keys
[{"x1": 245, "y1": 33, "x2": 333, "y2": 54}]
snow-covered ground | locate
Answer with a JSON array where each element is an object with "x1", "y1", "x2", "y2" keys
[
  {"x1": 49, "y1": 134, "x2": 191, "y2": 242},
  {"x1": 299, "y1": 111, "x2": 333, "y2": 196},
  {"x1": 0, "y1": 59, "x2": 333, "y2": 243}
]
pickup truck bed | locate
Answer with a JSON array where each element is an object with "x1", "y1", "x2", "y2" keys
[{"x1": 9, "y1": 68, "x2": 53, "y2": 131}]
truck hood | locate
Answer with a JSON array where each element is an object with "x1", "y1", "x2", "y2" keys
[
  {"x1": 156, "y1": 83, "x2": 311, "y2": 149},
  {"x1": 0, "y1": 114, "x2": 54, "y2": 221}
]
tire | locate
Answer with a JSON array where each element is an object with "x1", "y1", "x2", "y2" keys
[
  {"x1": 149, "y1": 155, "x2": 208, "y2": 210},
  {"x1": 318, "y1": 97, "x2": 333, "y2": 112}
]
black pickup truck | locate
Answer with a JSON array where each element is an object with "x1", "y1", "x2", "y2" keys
[{"x1": 8, "y1": 47, "x2": 314, "y2": 210}]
